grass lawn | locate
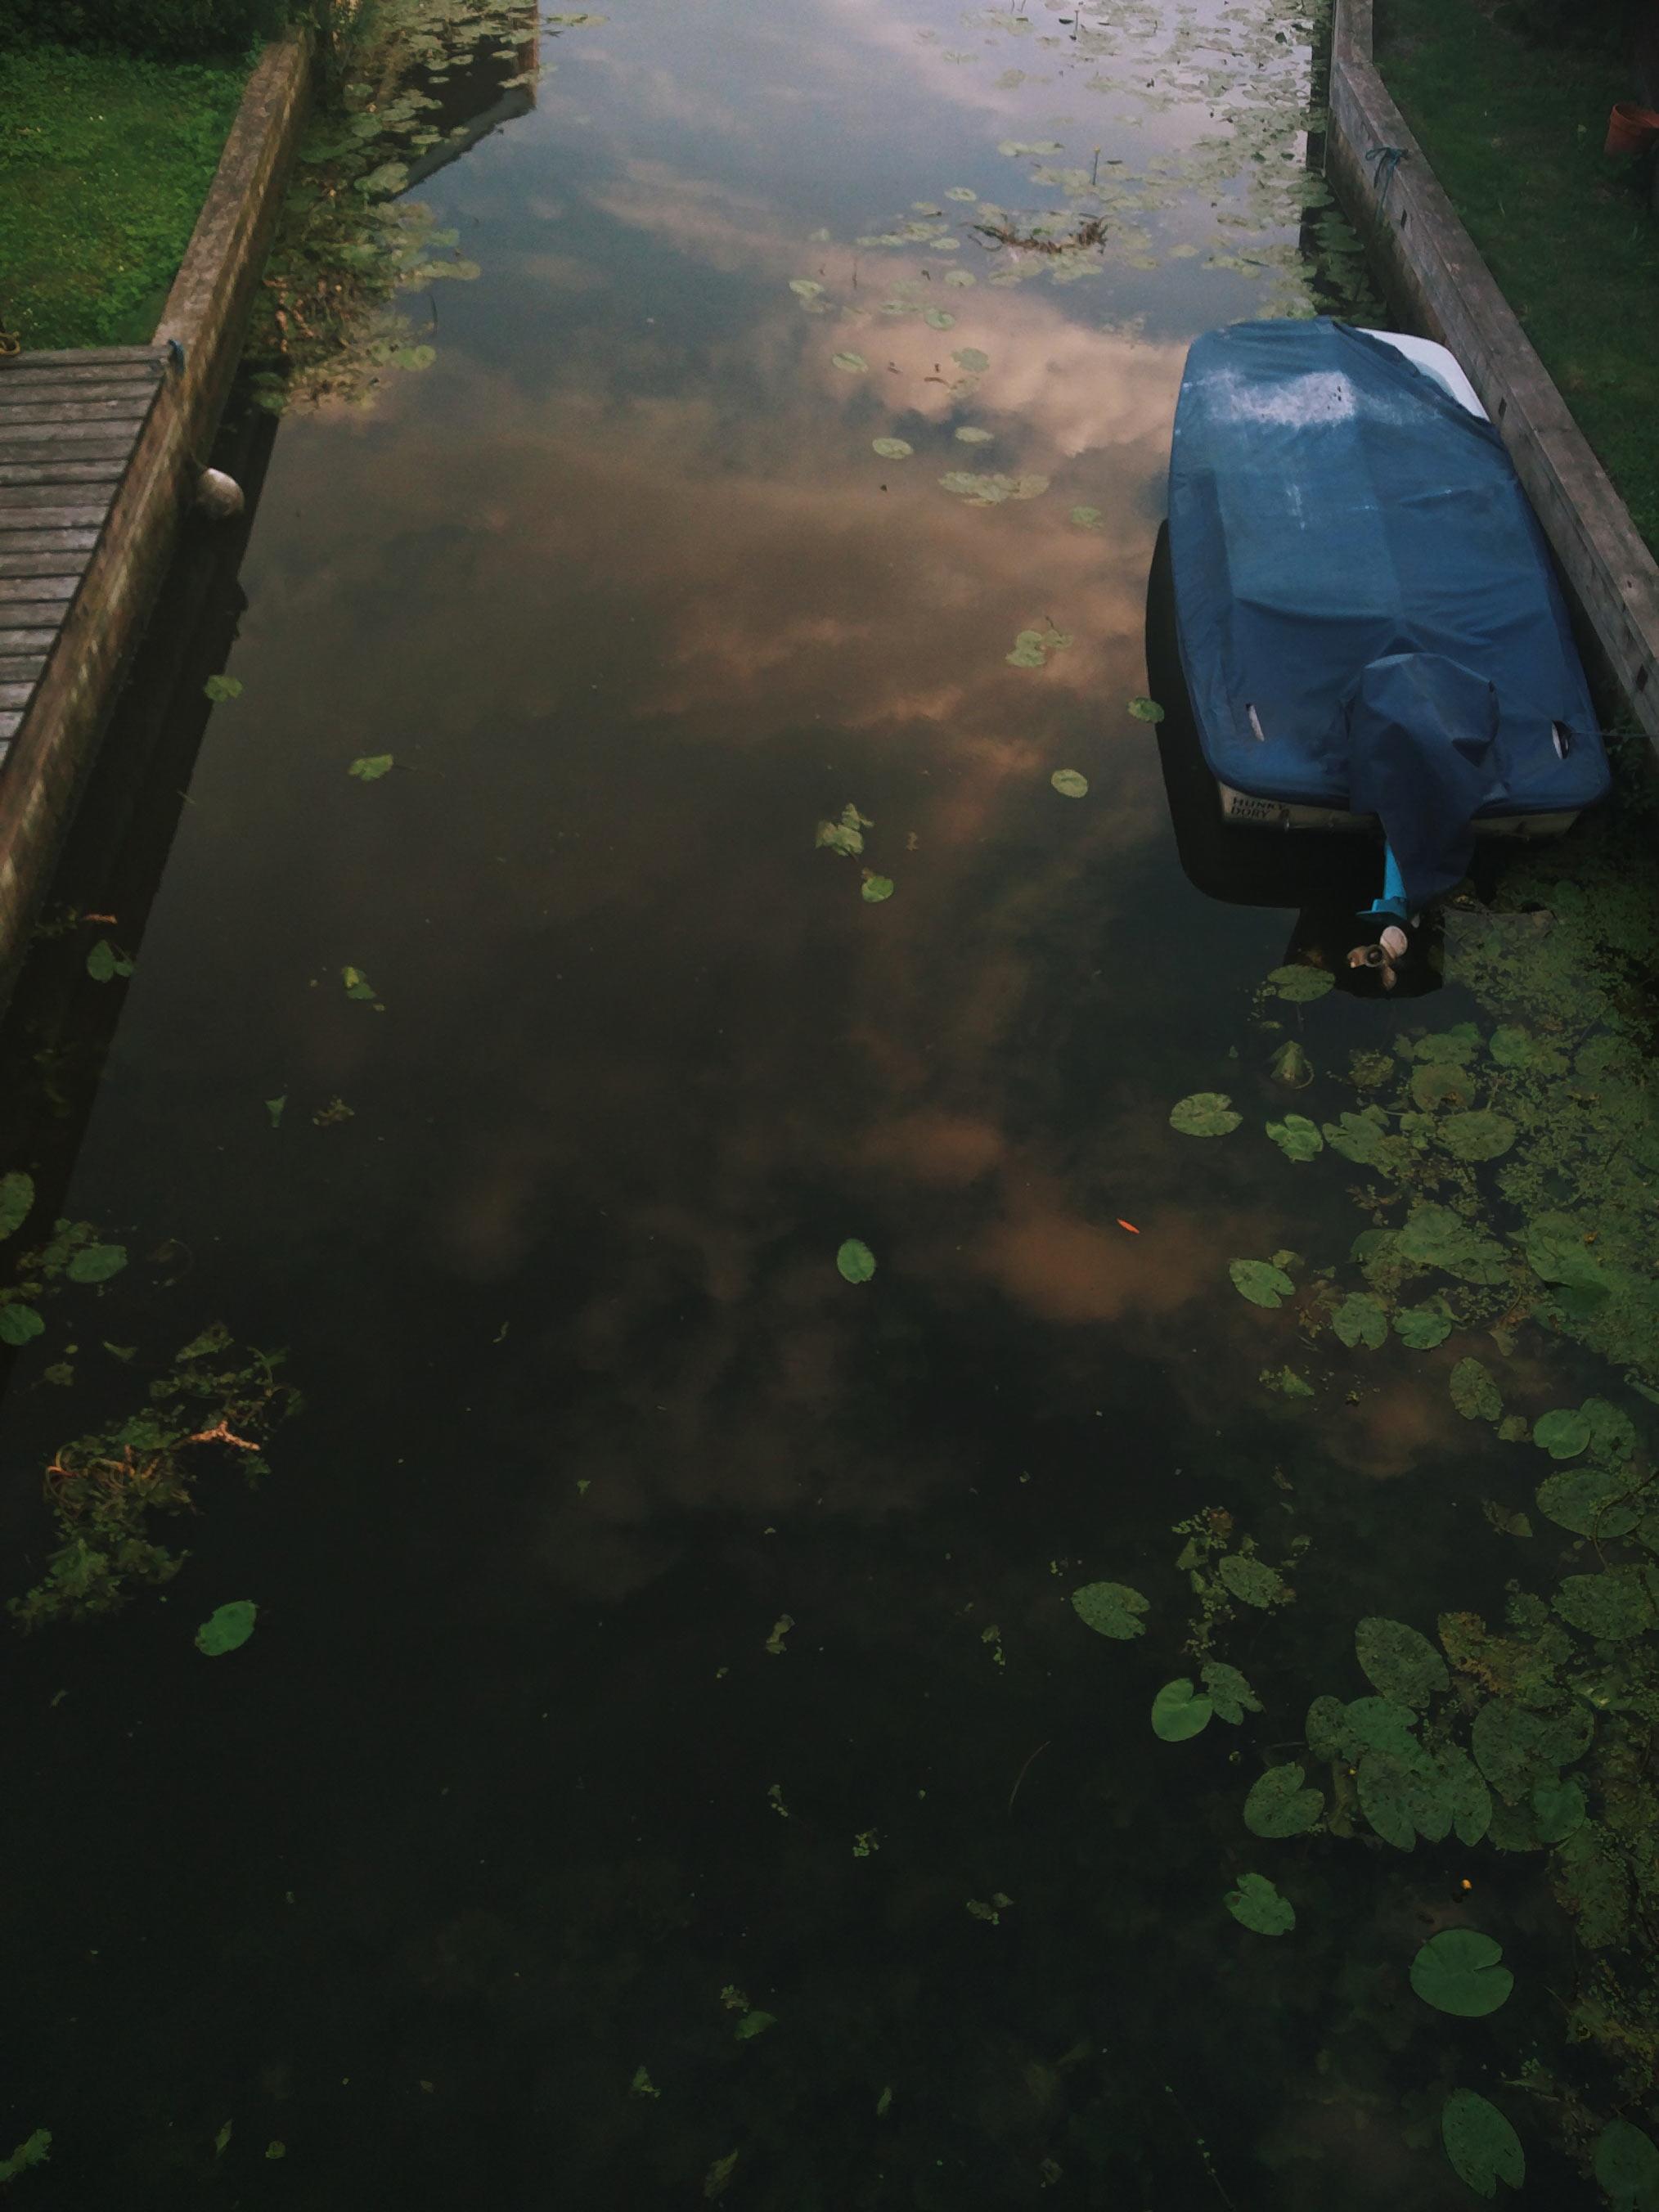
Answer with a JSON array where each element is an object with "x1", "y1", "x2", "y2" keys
[
  {"x1": 0, "y1": 45, "x2": 249, "y2": 353},
  {"x1": 1374, "y1": 0, "x2": 1659, "y2": 557}
]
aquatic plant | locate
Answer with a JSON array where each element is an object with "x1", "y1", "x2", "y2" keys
[{"x1": 8, "y1": 1324, "x2": 299, "y2": 1631}]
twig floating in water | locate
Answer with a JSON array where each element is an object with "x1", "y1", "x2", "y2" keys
[{"x1": 1008, "y1": 1740, "x2": 1051, "y2": 1814}]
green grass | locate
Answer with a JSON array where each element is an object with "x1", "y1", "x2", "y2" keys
[
  {"x1": 0, "y1": 45, "x2": 249, "y2": 352},
  {"x1": 1374, "y1": 0, "x2": 1659, "y2": 556}
]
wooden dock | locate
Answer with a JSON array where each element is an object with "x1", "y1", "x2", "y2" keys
[{"x1": 0, "y1": 348, "x2": 169, "y2": 762}]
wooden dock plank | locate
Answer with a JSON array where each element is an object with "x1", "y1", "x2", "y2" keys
[
  {"x1": 0, "y1": 424, "x2": 152, "y2": 452},
  {"x1": 0, "y1": 506, "x2": 111, "y2": 533},
  {"x1": 0, "y1": 553, "x2": 96, "y2": 578},
  {"x1": 0, "y1": 464, "x2": 127, "y2": 489},
  {"x1": 0, "y1": 483, "x2": 120, "y2": 511},
  {"x1": 0, "y1": 659, "x2": 47, "y2": 686},
  {"x1": 0, "y1": 630, "x2": 57, "y2": 653},
  {"x1": 0, "y1": 577, "x2": 78, "y2": 604},
  {"x1": 0, "y1": 398, "x2": 159, "y2": 428},
  {"x1": 0, "y1": 530, "x2": 102, "y2": 556}
]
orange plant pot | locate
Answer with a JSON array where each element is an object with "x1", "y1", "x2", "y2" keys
[{"x1": 1605, "y1": 100, "x2": 1659, "y2": 157}]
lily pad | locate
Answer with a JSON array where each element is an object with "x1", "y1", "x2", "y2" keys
[
  {"x1": 1441, "y1": 2089, "x2": 1524, "y2": 2199},
  {"x1": 86, "y1": 939, "x2": 133, "y2": 982},
  {"x1": 1050, "y1": 769, "x2": 1090, "y2": 798},
  {"x1": 1068, "y1": 505, "x2": 1104, "y2": 528},
  {"x1": 1414, "y1": 1024, "x2": 1481, "y2": 1063},
  {"x1": 1534, "y1": 1465, "x2": 1646, "y2": 1539},
  {"x1": 1345, "y1": 1694, "x2": 1422, "y2": 1756},
  {"x1": 1450, "y1": 1357, "x2": 1502, "y2": 1423},
  {"x1": 1225, "y1": 1871, "x2": 1294, "y2": 1936},
  {"x1": 1230, "y1": 1258, "x2": 1294, "y2": 1310},
  {"x1": 836, "y1": 1239, "x2": 877, "y2": 1284},
  {"x1": 1126, "y1": 697, "x2": 1165, "y2": 723},
  {"x1": 831, "y1": 351, "x2": 868, "y2": 371},
  {"x1": 1324, "y1": 1108, "x2": 1391, "y2": 1167},
  {"x1": 951, "y1": 347, "x2": 989, "y2": 372},
  {"x1": 1333, "y1": 1293, "x2": 1388, "y2": 1349},
  {"x1": 1151, "y1": 1678, "x2": 1212, "y2": 1740},
  {"x1": 1525, "y1": 1213, "x2": 1605, "y2": 1293},
  {"x1": 1439, "y1": 1110, "x2": 1516, "y2": 1162},
  {"x1": 1489, "y1": 1025, "x2": 1534, "y2": 1067},
  {"x1": 203, "y1": 674, "x2": 242, "y2": 702},
  {"x1": 735, "y1": 2008, "x2": 777, "y2": 2041},
  {"x1": 954, "y1": 426, "x2": 994, "y2": 443},
  {"x1": 1409, "y1": 1927, "x2": 1513, "y2": 2016},
  {"x1": 0, "y1": 1171, "x2": 34, "y2": 1241},
  {"x1": 1266, "y1": 1114, "x2": 1323, "y2": 1162},
  {"x1": 1530, "y1": 1774, "x2": 1586, "y2": 1844},
  {"x1": 872, "y1": 438, "x2": 913, "y2": 459},
  {"x1": 1533, "y1": 1405, "x2": 1591, "y2": 1459},
  {"x1": 1396, "y1": 1203, "x2": 1509, "y2": 1284},
  {"x1": 1266, "y1": 964, "x2": 1333, "y2": 1003},
  {"x1": 1412, "y1": 1062, "x2": 1477, "y2": 1113},
  {"x1": 66, "y1": 1243, "x2": 127, "y2": 1284},
  {"x1": 1584, "y1": 1397, "x2": 1637, "y2": 1459},
  {"x1": 1200, "y1": 1661, "x2": 1261, "y2": 1724},
  {"x1": 1472, "y1": 1697, "x2": 1593, "y2": 1801},
  {"x1": 1356, "y1": 1617, "x2": 1450, "y2": 1707},
  {"x1": 861, "y1": 875, "x2": 894, "y2": 903},
  {"x1": 196, "y1": 1600, "x2": 258, "y2": 1657},
  {"x1": 341, "y1": 965, "x2": 380, "y2": 1001},
  {"x1": 348, "y1": 754, "x2": 393, "y2": 780},
  {"x1": 1243, "y1": 1761, "x2": 1322, "y2": 1838},
  {"x1": 1306, "y1": 1695, "x2": 1357, "y2": 1762},
  {"x1": 0, "y1": 1302, "x2": 45, "y2": 1345},
  {"x1": 1394, "y1": 1304, "x2": 1452, "y2": 1350},
  {"x1": 1218, "y1": 1553, "x2": 1285, "y2": 1608},
  {"x1": 1595, "y1": 2119, "x2": 1659, "y2": 2211},
  {"x1": 1358, "y1": 1747, "x2": 1445, "y2": 1850},
  {"x1": 923, "y1": 308, "x2": 955, "y2": 330},
  {"x1": 1553, "y1": 1569, "x2": 1655, "y2": 1640},
  {"x1": 1072, "y1": 1580, "x2": 1149, "y2": 1639},
  {"x1": 1169, "y1": 1093, "x2": 1241, "y2": 1137}
]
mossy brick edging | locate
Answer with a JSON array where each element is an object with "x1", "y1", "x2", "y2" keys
[
  {"x1": 1327, "y1": 0, "x2": 1659, "y2": 749},
  {"x1": 0, "y1": 28, "x2": 313, "y2": 1006}
]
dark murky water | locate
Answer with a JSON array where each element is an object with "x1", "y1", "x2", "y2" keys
[{"x1": 0, "y1": 2, "x2": 1640, "y2": 2205}]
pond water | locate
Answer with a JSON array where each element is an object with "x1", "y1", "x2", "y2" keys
[{"x1": 3, "y1": 1, "x2": 1657, "y2": 2206}]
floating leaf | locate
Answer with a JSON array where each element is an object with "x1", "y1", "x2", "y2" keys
[
  {"x1": 1394, "y1": 1304, "x2": 1452, "y2": 1350},
  {"x1": 945, "y1": 187, "x2": 978, "y2": 200},
  {"x1": 196, "y1": 1600, "x2": 258, "y2": 1656},
  {"x1": 1489, "y1": 1025, "x2": 1534, "y2": 1068},
  {"x1": 954, "y1": 426, "x2": 994, "y2": 443},
  {"x1": 1357, "y1": 1748, "x2": 1436, "y2": 1850},
  {"x1": 861, "y1": 874, "x2": 894, "y2": 903},
  {"x1": 836, "y1": 1239, "x2": 876, "y2": 1284},
  {"x1": 1333, "y1": 1293, "x2": 1388, "y2": 1350},
  {"x1": 951, "y1": 347, "x2": 989, "y2": 371},
  {"x1": 1007, "y1": 627, "x2": 1071, "y2": 668},
  {"x1": 86, "y1": 939, "x2": 133, "y2": 982},
  {"x1": 789, "y1": 278, "x2": 825, "y2": 298},
  {"x1": 1225, "y1": 1871, "x2": 1294, "y2": 1935},
  {"x1": 1068, "y1": 505, "x2": 1104, "y2": 529},
  {"x1": 341, "y1": 965, "x2": 380, "y2": 1001},
  {"x1": 924, "y1": 308, "x2": 955, "y2": 330},
  {"x1": 1266, "y1": 1113, "x2": 1323, "y2": 1162},
  {"x1": 735, "y1": 2010, "x2": 776, "y2": 2041},
  {"x1": 1450, "y1": 1357, "x2": 1502, "y2": 1423},
  {"x1": 66, "y1": 1243, "x2": 127, "y2": 1284},
  {"x1": 1218, "y1": 1554, "x2": 1285, "y2": 1608},
  {"x1": 1534, "y1": 1465, "x2": 1646, "y2": 1539},
  {"x1": 816, "y1": 807, "x2": 866, "y2": 856},
  {"x1": 1243, "y1": 1761, "x2": 1321, "y2": 1837},
  {"x1": 203, "y1": 674, "x2": 242, "y2": 702},
  {"x1": 1306, "y1": 1695, "x2": 1358, "y2": 1762},
  {"x1": 0, "y1": 1302, "x2": 45, "y2": 1345},
  {"x1": 1072, "y1": 1580, "x2": 1148, "y2": 1639},
  {"x1": 1410, "y1": 1928, "x2": 1512, "y2": 2016},
  {"x1": 1525, "y1": 1213, "x2": 1604, "y2": 1291},
  {"x1": 1230, "y1": 1259, "x2": 1294, "y2": 1310},
  {"x1": 1345, "y1": 1694, "x2": 1421, "y2": 1756},
  {"x1": 1260, "y1": 1365, "x2": 1314, "y2": 1399},
  {"x1": 1534, "y1": 1405, "x2": 1590, "y2": 1459},
  {"x1": 872, "y1": 438, "x2": 913, "y2": 459},
  {"x1": 1169, "y1": 1093, "x2": 1241, "y2": 1137},
  {"x1": 1323, "y1": 1108, "x2": 1391, "y2": 1167},
  {"x1": 1531, "y1": 1774, "x2": 1586, "y2": 1844},
  {"x1": 1595, "y1": 2119, "x2": 1659, "y2": 2211},
  {"x1": 1356, "y1": 1617, "x2": 1449, "y2": 1708},
  {"x1": 1553, "y1": 1570, "x2": 1655, "y2": 1640},
  {"x1": 1412, "y1": 1061, "x2": 1477, "y2": 1113},
  {"x1": 1439, "y1": 1109, "x2": 1516, "y2": 1162},
  {"x1": 1441, "y1": 2089, "x2": 1524, "y2": 2199},
  {"x1": 1126, "y1": 696, "x2": 1164, "y2": 724},
  {"x1": 0, "y1": 2133, "x2": 50, "y2": 2184},
  {"x1": 348, "y1": 754, "x2": 393, "y2": 780},
  {"x1": 0, "y1": 1171, "x2": 34, "y2": 1241},
  {"x1": 1471, "y1": 1697, "x2": 1592, "y2": 1801},
  {"x1": 1151, "y1": 1678, "x2": 1212, "y2": 1740},
  {"x1": 1443, "y1": 1742, "x2": 1495, "y2": 1844},
  {"x1": 1202, "y1": 1661, "x2": 1261, "y2": 1724},
  {"x1": 831, "y1": 351, "x2": 868, "y2": 372},
  {"x1": 1266, "y1": 964, "x2": 1333, "y2": 1003},
  {"x1": 1050, "y1": 769, "x2": 1090, "y2": 798},
  {"x1": 266, "y1": 1095, "x2": 286, "y2": 1129},
  {"x1": 1396, "y1": 1203, "x2": 1510, "y2": 1284}
]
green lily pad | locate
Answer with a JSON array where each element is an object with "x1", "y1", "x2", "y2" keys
[
  {"x1": 1489, "y1": 1025, "x2": 1534, "y2": 1067},
  {"x1": 1344, "y1": 1694, "x2": 1421, "y2": 1756},
  {"x1": 1414, "y1": 1024, "x2": 1481, "y2": 1063},
  {"x1": 0, "y1": 1171, "x2": 34, "y2": 1241},
  {"x1": 86, "y1": 939, "x2": 134, "y2": 982},
  {"x1": 1534, "y1": 1465, "x2": 1647, "y2": 1539},
  {"x1": 196, "y1": 1600, "x2": 258, "y2": 1656},
  {"x1": 1441, "y1": 2089, "x2": 1524, "y2": 2199},
  {"x1": 1396, "y1": 1204, "x2": 1510, "y2": 1284},
  {"x1": 735, "y1": 2009, "x2": 776, "y2": 2041},
  {"x1": 1438, "y1": 1109, "x2": 1516, "y2": 1161},
  {"x1": 1409, "y1": 1927, "x2": 1513, "y2": 2016},
  {"x1": 1471, "y1": 1697, "x2": 1593, "y2": 1801},
  {"x1": 954, "y1": 426, "x2": 994, "y2": 443},
  {"x1": 923, "y1": 308, "x2": 955, "y2": 330},
  {"x1": 831, "y1": 351, "x2": 868, "y2": 371},
  {"x1": 1169, "y1": 1093, "x2": 1241, "y2": 1137},
  {"x1": 1068, "y1": 505, "x2": 1104, "y2": 529},
  {"x1": 1595, "y1": 2119, "x2": 1659, "y2": 2211},
  {"x1": 1225, "y1": 1871, "x2": 1294, "y2": 1936},
  {"x1": 1126, "y1": 697, "x2": 1164, "y2": 723},
  {"x1": 1230, "y1": 1259, "x2": 1294, "y2": 1310},
  {"x1": 836, "y1": 1239, "x2": 877, "y2": 1284},
  {"x1": 1553, "y1": 1569, "x2": 1655, "y2": 1640},
  {"x1": 1200, "y1": 1661, "x2": 1261, "y2": 1724},
  {"x1": 1534, "y1": 1405, "x2": 1591, "y2": 1459},
  {"x1": 66, "y1": 1243, "x2": 127, "y2": 1284},
  {"x1": 1584, "y1": 1397, "x2": 1637, "y2": 1459},
  {"x1": 1442, "y1": 1742, "x2": 1494, "y2": 1845},
  {"x1": 1530, "y1": 1774, "x2": 1586, "y2": 1844},
  {"x1": 204, "y1": 674, "x2": 242, "y2": 702},
  {"x1": 348, "y1": 754, "x2": 393, "y2": 780},
  {"x1": 1324, "y1": 1108, "x2": 1391, "y2": 1166},
  {"x1": 1266, "y1": 1114, "x2": 1323, "y2": 1162},
  {"x1": 1266, "y1": 964, "x2": 1333, "y2": 1003},
  {"x1": 1218, "y1": 1554, "x2": 1285, "y2": 1608},
  {"x1": 1050, "y1": 769, "x2": 1090, "y2": 798},
  {"x1": 1306, "y1": 1694, "x2": 1357, "y2": 1762},
  {"x1": 1333, "y1": 1293, "x2": 1388, "y2": 1349},
  {"x1": 861, "y1": 875, "x2": 894, "y2": 903},
  {"x1": 1260, "y1": 1365, "x2": 1314, "y2": 1399},
  {"x1": 1525, "y1": 1213, "x2": 1605, "y2": 1290},
  {"x1": 0, "y1": 1302, "x2": 45, "y2": 1345},
  {"x1": 1356, "y1": 1617, "x2": 1450, "y2": 1708},
  {"x1": 1357, "y1": 1747, "x2": 1445, "y2": 1850},
  {"x1": 951, "y1": 347, "x2": 989, "y2": 372},
  {"x1": 341, "y1": 965, "x2": 380, "y2": 1001},
  {"x1": 1151, "y1": 1678, "x2": 1212, "y2": 1740},
  {"x1": 1394, "y1": 1304, "x2": 1452, "y2": 1350},
  {"x1": 872, "y1": 438, "x2": 913, "y2": 459},
  {"x1": 1243, "y1": 1761, "x2": 1322, "y2": 1838},
  {"x1": 1450, "y1": 1356, "x2": 1502, "y2": 1423},
  {"x1": 1072, "y1": 1581, "x2": 1148, "y2": 1639}
]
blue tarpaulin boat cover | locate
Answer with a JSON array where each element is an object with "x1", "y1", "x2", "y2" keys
[{"x1": 1168, "y1": 319, "x2": 1607, "y2": 910}]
